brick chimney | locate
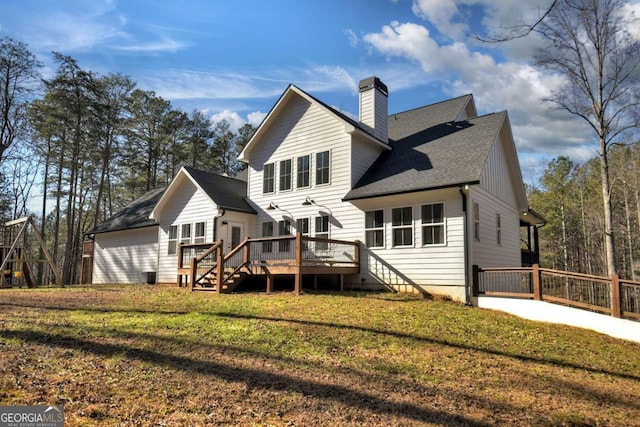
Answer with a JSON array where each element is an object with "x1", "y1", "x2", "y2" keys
[{"x1": 358, "y1": 76, "x2": 388, "y2": 142}]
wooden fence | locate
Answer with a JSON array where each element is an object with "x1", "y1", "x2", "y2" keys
[{"x1": 473, "y1": 264, "x2": 640, "y2": 321}]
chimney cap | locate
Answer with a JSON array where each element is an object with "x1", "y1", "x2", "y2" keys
[{"x1": 359, "y1": 76, "x2": 388, "y2": 96}]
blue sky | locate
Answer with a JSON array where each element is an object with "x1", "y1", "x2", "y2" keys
[{"x1": 2, "y1": 0, "x2": 639, "y2": 184}]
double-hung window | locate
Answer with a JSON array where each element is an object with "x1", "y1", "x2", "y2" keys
[
  {"x1": 365, "y1": 210, "x2": 384, "y2": 248},
  {"x1": 296, "y1": 218, "x2": 309, "y2": 236},
  {"x1": 421, "y1": 203, "x2": 445, "y2": 245},
  {"x1": 194, "y1": 221, "x2": 206, "y2": 244},
  {"x1": 315, "y1": 215, "x2": 329, "y2": 250},
  {"x1": 279, "y1": 159, "x2": 292, "y2": 191},
  {"x1": 261, "y1": 221, "x2": 273, "y2": 253},
  {"x1": 391, "y1": 207, "x2": 413, "y2": 247},
  {"x1": 473, "y1": 202, "x2": 480, "y2": 241},
  {"x1": 180, "y1": 224, "x2": 191, "y2": 245},
  {"x1": 168, "y1": 225, "x2": 178, "y2": 255},
  {"x1": 297, "y1": 217, "x2": 310, "y2": 252},
  {"x1": 278, "y1": 220, "x2": 292, "y2": 252},
  {"x1": 263, "y1": 163, "x2": 275, "y2": 194},
  {"x1": 297, "y1": 155, "x2": 310, "y2": 188},
  {"x1": 315, "y1": 151, "x2": 330, "y2": 185}
]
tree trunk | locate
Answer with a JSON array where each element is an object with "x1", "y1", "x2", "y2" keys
[
  {"x1": 600, "y1": 140, "x2": 616, "y2": 278},
  {"x1": 623, "y1": 180, "x2": 636, "y2": 281}
]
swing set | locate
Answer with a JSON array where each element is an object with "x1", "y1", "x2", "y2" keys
[{"x1": 0, "y1": 216, "x2": 62, "y2": 288}]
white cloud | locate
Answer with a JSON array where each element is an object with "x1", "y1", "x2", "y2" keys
[
  {"x1": 210, "y1": 110, "x2": 245, "y2": 132},
  {"x1": 247, "y1": 111, "x2": 267, "y2": 126},
  {"x1": 209, "y1": 110, "x2": 267, "y2": 132},
  {"x1": 411, "y1": 0, "x2": 468, "y2": 39},
  {"x1": 110, "y1": 37, "x2": 189, "y2": 53},
  {"x1": 344, "y1": 29, "x2": 359, "y2": 48},
  {"x1": 140, "y1": 70, "x2": 287, "y2": 101},
  {"x1": 141, "y1": 66, "x2": 360, "y2": 102},
  {"x1": 362, "y1": 14, "x2": 594, "y2": 164}
]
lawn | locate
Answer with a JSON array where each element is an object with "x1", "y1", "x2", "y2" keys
[{"x1": 0, "y1": 286, "x2": 638, "y2": 426}]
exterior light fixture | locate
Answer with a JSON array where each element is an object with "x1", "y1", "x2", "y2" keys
[
  {"x1": 301, "y1": 196, "x2": 332, "y2": 216},
  {"x1": 266, "y1": 202, "x2": 294, "y2": 220}
]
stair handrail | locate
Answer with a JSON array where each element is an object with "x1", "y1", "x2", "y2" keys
[
  {"x1": 196, "y1": 241, "x2": 222, "y2": 263},
  {"x1": 219, "y1": 237, "x2": 251, "y2": 286},
  {"x1": 191, "y1": 241, "x2": 223, "y2": 287}
]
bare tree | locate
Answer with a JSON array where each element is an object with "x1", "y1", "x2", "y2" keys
[
  {"x1": 534, "y1": 0, "x2": 640, "y2": 277},
  {"x1": 0, "y1": 37, "x2": 41, "y2": 164}
]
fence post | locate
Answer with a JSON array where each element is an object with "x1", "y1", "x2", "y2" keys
[
  {"x1": 611, "y1": 274, "x2": 621, "y2": 318},
  {"x1": 532, "y1": 263, "x2": 542, "y2": 301},
  {"x1": 472, "y1": 265, "x2": 479, "y2": 297}
]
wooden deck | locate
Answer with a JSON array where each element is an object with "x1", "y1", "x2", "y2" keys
[{"x1": 177, "y1": 233, "x2": 360, "y2": 293}]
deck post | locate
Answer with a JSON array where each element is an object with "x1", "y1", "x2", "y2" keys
[
  {"x1": 611, "y1": 274, "x2": 621, "y2": 318},
  {"x1": 354, "y1": 240, "x2": 361, "y2": 273},
  {"x1": 532, "y1": 263, "x2": 542, "y2": 300},
  {"x1": 266, "y1": 273, "x2": 274, "y2": 294},
  {"x1": 294, "y1": 232, "x2": 302, "y2": 295},
  {"x1": 216, "y1": 241, "x2": 224, "y2": 294},
  {"x1": 243, "y1": 237, "x2": 250, "y2": 265},
  {"x1": 472, "y1": 265, "x2": 480, "y2": 297},
  {"x1": 189, "y1": 258, "x2": 196, "y2": 291}
]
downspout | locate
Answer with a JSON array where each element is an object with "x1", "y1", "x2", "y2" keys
[
  {"x1": 213, "y1": 209, "x2": 226, "y2": 242},
  {"x1": 459, "y1": 186, "x2": 471, "y2": 305}
]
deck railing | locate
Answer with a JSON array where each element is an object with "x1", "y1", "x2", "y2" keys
[
  {"x1": 473, "y1": 264, "x2": 640, "y2": 320},
  {"x1": 181, "y1": 234, "x2": 360, "y2": 292}
]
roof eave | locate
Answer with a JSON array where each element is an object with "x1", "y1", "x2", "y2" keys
[{"x1": 343, "y1": 180, "x2": 481, "y2": 201}]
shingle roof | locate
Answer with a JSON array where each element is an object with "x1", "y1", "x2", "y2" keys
[
  {"x1": 344, "y1": 97, "x2": 506, "y2": 201},
  {"x1": 183, "y1": 166, "x2": 256, "y2": 214},
  {"x1": 86, "y1": 187, "x2": 165, "y2": 235}
]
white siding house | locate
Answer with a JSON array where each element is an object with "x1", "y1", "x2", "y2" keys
[
  {"x1": 87, "y1": 76, "x2": 542, "y2": 301},
  {"x1": 86, "y1": 187, "x2": 164, "y2": 285},
  {"x1": 149, "y1": 167, "x2": 256, "y2": 284},
  {"x1": 92, "y1": 227, "x2": 159, "y2": 284}
]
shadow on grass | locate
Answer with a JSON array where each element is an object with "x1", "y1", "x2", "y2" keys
[
  {"x1": 2, "y1": 297, "x2": 638, "y2": 383},
  {"x1": 0, "y1": 328, "x2": 489, "y2": 426},
  {"x1": 216, "y1": 312, "x2": 640, "y2": 382}
]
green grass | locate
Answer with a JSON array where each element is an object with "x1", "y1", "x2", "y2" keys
[{"x1": 0, "y1": 285, "x2": 639, "y2": 426}]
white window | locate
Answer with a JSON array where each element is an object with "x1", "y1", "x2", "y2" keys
[
  {"x1": 473, "y1": 202, "x2": 480, "y2": 241},
  {"x1": 496, "y1": 213, "x2": 501, "y2": 246},
  {"x1": 181, "y1": 223, "x2": 191, "y2": 245},
  {"x1": 296, "y1": 217, "x2": 309, "y2": 236},
  {"x1": 278, "y1": 219, "x2": 292, "y2": 252},
  {"x1": 263, "y1": 163, "x2": 275, "y2": 194},
  {"x1": 261, "y1": 221, "x2": 273, "y2": 253},
  {"x1": 297, "y1": 155, "x2": 310, "y2": 188},
  {"x1": 279, "y1": 159, "x2": 292, "y2": 191},
  {"x1": 168, "y1": 225, "x2": 178, "y2": 255},
  {"x1": 315, "y1": 151, "x2": 330, "y2": 185},
  {"x1": 194, "y1": 221, "x2": 206, "y2": 244},
  {"x1": 421, "y1": 203, "x2": 445, "y2": 245},
  {"x1": 365, "y1": 210, "x2": 384, "y2": 248},
  {"x1": 315, "y1": 215, "x2": 329, "y2": 250},
  {"x1": 391, "y1": 207, "x2": 413, "y2": 247}
]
